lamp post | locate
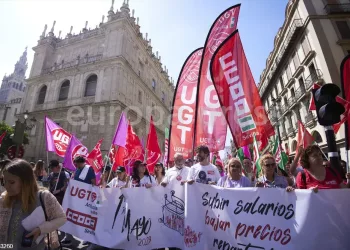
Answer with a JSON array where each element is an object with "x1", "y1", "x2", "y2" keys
[
  {"x1": 12, "y1": 110, "x2": 36, "y2": 158},
  {"x1": 271, "y1": 97, "x2": 282, "y2": 144}
]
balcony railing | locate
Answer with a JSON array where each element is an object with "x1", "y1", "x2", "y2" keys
[
  {"x1": 325, "y1": 3, "x2": 350, "y2": 14},
  {"x1": 294, "y1": 88, "x2": 305, "y2": 101},
  {"x1": 305, "y1": 69, "x2": 323, "y2": 90},
  {"x1": 42, "y1": 54, "x2": 103, "y2": 75},
  {"x1": 259, "y1": 19, "x2": 304, "y2": 96},
  {"x1": 305, "y1": 113, "x2": 315, "y2": 123},
  {"x1": 287, "y1": 127, "x2": 295, "y2": 134}
]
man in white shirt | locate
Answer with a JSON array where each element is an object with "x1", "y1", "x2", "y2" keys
[
  {"x1": 161, "y1": 153, "x2": 189, "y2": 187},
  {"x1": 187, "y1": 145, "x2": 221, "y2": 185}
]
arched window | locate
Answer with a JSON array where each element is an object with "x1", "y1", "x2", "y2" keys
[
  {"x1": 291, "y1": 140, "x2": 297, "y2": 152},
  {"x1": 58, "y1": 80, "x2": 70, "y2": 101},
  {"x1": 37, "y1": 85, "x2": 47, "y2": 104},
  {"x1": 84, "y1": 74, "x2": 97, "y2": 97},
  {"x1": 152, "y1": 79, "x2": 156, "y2": 91},
  {"x1": 312, "y1": 131, "x2": 323, "y2": 143}
]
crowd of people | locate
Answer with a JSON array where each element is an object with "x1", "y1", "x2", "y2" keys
[{"x1": 0, "y1": 144, "x2": 349, "y2": 249}]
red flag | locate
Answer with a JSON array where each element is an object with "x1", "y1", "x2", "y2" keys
[
  {"x1": 109, "y1": 145, "x2": 125, "y2": 171},
  {"x1": 0, "y1": 132, "x2": 6, "y2": 147},
  {"x1": 146, "y1": 116, "x2": 161, "y2": 174},
  {"x1": 210, "y1": 30, "x2": 275, "y2": 148},
  {"x1": 194, "y1": 5, "x2": 241, "y2": 152},
  {"x1": 258, "y1": 134, "x2": 269, "y2": 152},
  {"x1": 168, "y1": 48, "x2": 203, "y2": 161},
  {"x1": 296, "y1": 121, "x2": 314, "y2": 155},
  {"x1": 87, "y1": 139, "x2": 104, "y2": 173},
  {"x1": 340, "y1": 55, "x2": 350, "y2": 149},
  {"x1": 122, "y1": 123, "x2": 144, "y2": 174}
]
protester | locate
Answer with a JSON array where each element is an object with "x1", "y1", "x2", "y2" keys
[
  {"x1": 187, "y1": 145, "x2": 221, "y2": 185},
  {"x1": 296, "y1": 145, "x2": 350, "y2": 190},
  {"x1": 72, "y1": 156, "x2": 96, "y2": 185},
  {"x1": 256, "y1": 154, "x2": 291, "y2": 189},
  {"x1": 99, "y1": 165, "x2": 113, "y2": 188},
  {"x1": 217, "y1": 158, "x2": 251, "y2": 188},
  {"x1": 61, "y1": 155, "x2": 96, "y2": 247},
  {"x1": 289, "y1": 146, "x2": 304, "y2": 177},
  {"x1": 33, "y1": 160, "x2": 48, "y2": 185},
  {"x1": 154, "y1": 162, "x2": 166, "y2": 185},
  {"x1": 184, "y1": 158, "x2": 193, "y2": 168},
  {"x1": 107, "y1": 166, "x2": 129, "y2": 188},
  {"x1": 161, "y1": 153, "x2": 190, "y2": 187},
  {"x1": 242, "y1": 157, "x2": 255, "y2": 183},
  {"x1": 0, "y1": 159, "x2": 66, "y2": 249},
  {"x1": 30, "y1": 162, "x2": 35, "y2": 169},
  {"x1": 129, "y1": 160, "x2": 156, "y2": 188},
  {"x1": 48, "y1": 160, "x2": 67, "y2": 205}
]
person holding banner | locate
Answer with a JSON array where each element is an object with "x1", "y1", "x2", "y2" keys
[
  {"x1": 129, "y1": 160, "x2": 156, "y2": 188},
  {"x1": 256, "y1": 154, "x2": 290, "y2": 189},
  {"x1": 154, "y1": 162, "x2": 166, "y2": 185},
  {"x1": 0, "y1": 159, "x2": 66, "y2": 249},
  {"x1": 242, "y1": 158, "x2": 255, "y2": 184},
  {"x1": 98, "y1": 165, "x2": 113, "y2": 188},
  {"x1": 187, "y1": 145, "x2": 221, "y2": 185},
  {"x1": 107, "y1": 166, "x2": 129, "y2": 188},
  {"x1": 161, "y1": 153, "x2": 190, "y2": 187},
  {"x1": 72, "y1": 156, "x2": 96, "y2": 185},
  {"x1": 296, "y1": 145, "x2": 350, "y2": 190},
  {"x1": 217, "y1": 158, "x2": 251, "y2": 188}
]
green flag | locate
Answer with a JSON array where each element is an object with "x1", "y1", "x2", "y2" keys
[
  {"x1": 253, "y1": 134, "x2": 262, "y2": 177},
  {"x1": 272, "y1": 134, "x2": 288, "y2": 170},
  {"x1": 237, "y1": 148, "x2": 244, "y2": 163}
]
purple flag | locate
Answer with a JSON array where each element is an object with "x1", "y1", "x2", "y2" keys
[
  {"x1": 45, "y1": 116, "x2": 71, "y2": 157},
  {"x1": 63, "y1": 135, "x2": 88, "y2": 171},
  {"x1": 242, "y1": 145, "x2": 251, "y2": 160},
  {"x1": 112, "y1": 112, "x2": 128, "y2": 147}
]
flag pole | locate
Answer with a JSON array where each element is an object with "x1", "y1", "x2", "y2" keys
[
  {"x1": 107, "y1": 145, "x2": 118, "y2": 184},
  {"x1": 103, "y1": 144, "x2": 113, "y2": 177},
  {"x1": 53, "y1": 164, "x2": 63, "y2": 192}
]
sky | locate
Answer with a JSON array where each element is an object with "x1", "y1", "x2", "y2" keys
[{"x1": 0, "y1": 0, "x2": 288, "y2": 156}]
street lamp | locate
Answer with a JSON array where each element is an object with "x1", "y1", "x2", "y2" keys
[
  {"x1": 12, "y1": 110, "x2": 36, "y2": 157},
  {"x1": 271, "y1": 97, "x2": 282, "y2": 144}
]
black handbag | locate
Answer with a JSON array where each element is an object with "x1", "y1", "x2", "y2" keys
[{"x1": 39, "y1": 191, "x2": 63, "y2": 250}]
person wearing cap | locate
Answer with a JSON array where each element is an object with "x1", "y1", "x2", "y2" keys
[
  {"x1": 154, "y1": 162, "x2": 166, "y2": 185},
  {"x1": 107, "y1": 166, "x2": 129, "y2": 188},
  {"x1": 184, "y1": 158, "x2": 193, "y2": 168},
  {"x1": 72, "y1": 155, "x2": 96, "y2": 185},
  {"x1": 129, "y1": 160, "x2": 156, "y2": 188},
  {"x1": 47, "y1": 160, "x2": 68, "y2": 205},
  {"x1": 161, "y1": 153, "x2": 189, "y2": 187},
  {"x1": 187, "y1": 145, "x2": 221, "y2": 185}
]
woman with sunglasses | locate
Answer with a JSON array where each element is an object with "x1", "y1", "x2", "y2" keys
[
  {"x1": 129, "y1": 160, "x2": 156, "y2": 188},
  {"x1": 255, "y1": 154, "x2": 290, "y2": 189},
  {"x1": 296, "y1": 145, "x2": 350, "y2": 190},
  {"x1": 217, "y1": 158, "x2": 251, "y2": 188}
]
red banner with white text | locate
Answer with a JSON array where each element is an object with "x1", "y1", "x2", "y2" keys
[
  {"x1": 168, "y1": 48, "x2": 203, "y2": 161},
  {"x1": 210, "y1": 30, "x2": 274, "y2": 147},
  {"x1": 194, "y1": 4, "x2": 241, "y2": 151}
]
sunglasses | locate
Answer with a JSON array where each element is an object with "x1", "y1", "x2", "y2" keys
[{"x1": 264, "y1": 163, "x2": 276, "y2": 168}]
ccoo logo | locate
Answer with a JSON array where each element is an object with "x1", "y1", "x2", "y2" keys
[
  {"x1": 184, "y1": 65, "x2": 200, "y2": 83},
  {"x1": 52, "y1": 128, "x2": 71, "y2": 157},
  {"x1": 208, "y1": 31, "x2": 230, "y2": 55}
]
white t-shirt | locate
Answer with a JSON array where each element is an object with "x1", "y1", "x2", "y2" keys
[
  {"x1": 187, "y1": 163, "x2": 221, "y2": 184},
  {"x1": 107, "y1": 178, "x2": 127, "y2": 188},
  {"x1": 129, "y1": 175, "x2": 157, "y2": 188},
  {"x1": 162, "y1": 166, "x2": 190, "y2": 184}
]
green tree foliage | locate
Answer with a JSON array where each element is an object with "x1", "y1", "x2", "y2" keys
[{"x1": 0, "y1": 122, "x2": 29, "y2": 155}]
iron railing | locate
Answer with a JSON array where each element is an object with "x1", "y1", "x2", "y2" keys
[{"x1": 305, "y1": 69, "x2": 323, "y2": 89}]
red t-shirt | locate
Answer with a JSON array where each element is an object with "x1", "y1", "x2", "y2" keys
[{"x1": 296, "y1": 167, "x2": 342, "y2": 189}]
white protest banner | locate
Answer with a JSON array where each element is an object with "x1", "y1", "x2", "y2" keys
[
  {"x1": 61, "y1": 180, "x2": 350, "y2": 249},
  {"x1": 60, "y1": 180, "x2": 185, "y2": 249}
]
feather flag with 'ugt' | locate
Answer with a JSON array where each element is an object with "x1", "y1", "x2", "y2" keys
[
  {"x1": 168, "y1": 48, "x2": 203, "y2": 162},
  {"x1": 194, "y1": 4, "x2": 241, "y2": 153},
  {"x1": 210, "y1": 30, "x2": 275, "y2": 148}
]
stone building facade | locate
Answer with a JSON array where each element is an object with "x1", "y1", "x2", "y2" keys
[
  {"x1": 21, "y1": 1, "x2": 174, "y2": 161},
  {"x1": 258, "y1": 0, "x2": 350, "y2": 160},
  {"x1": 0, "y1": 48, "x2": 28, "y2": 126}
]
